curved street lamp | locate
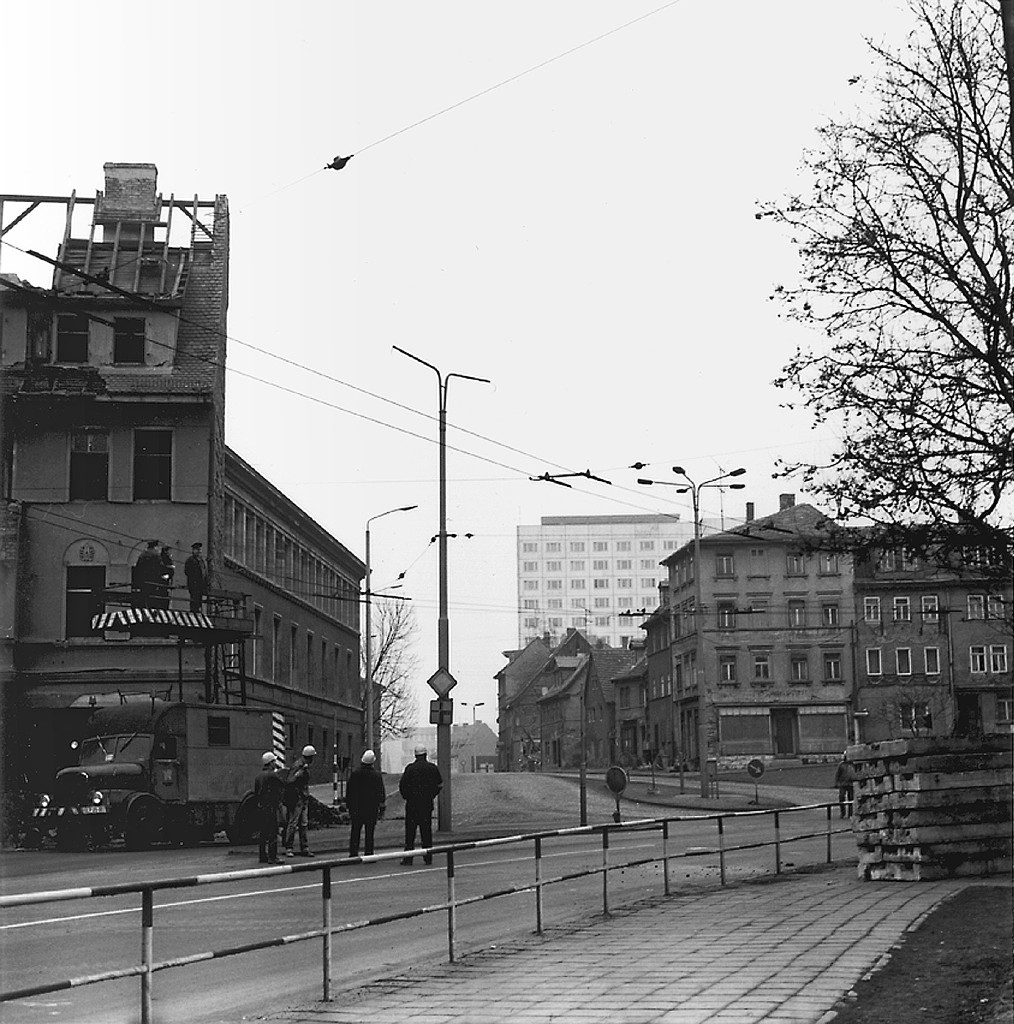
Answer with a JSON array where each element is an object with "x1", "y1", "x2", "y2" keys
[{"x1": 637, "y1": 466, "x2": 746, "y2": 797}]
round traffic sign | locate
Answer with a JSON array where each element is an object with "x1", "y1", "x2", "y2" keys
[
  {"x1": 605, "y1": 766, "x2": 628, "y2": 794},
  {"x1": 747, "y1": 758, "x2": 765, "y2": 779}
]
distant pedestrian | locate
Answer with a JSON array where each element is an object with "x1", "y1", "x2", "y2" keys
[
  {"x1": 399, "y1": 745, "x2": 443, "y2": 865},
  {"x1": 347, "y1": 749, "x2": 386, "y2": 857},
  {"x1": 283, "y1": 745, "x2": 316, "y2": 857},
  {"x1": 158, "y1": 545, "x2": 175, "y2": 608},
  {"x1": 184, "y1": 542, "x2": 208, "y2": 612},
  {"x1": 833, "y1": 752, "x2": 855, "y2": 818},
  {"x1": 134, "y1": 540, "x2": 162, "y2": 607},
  {"x1": 253, "y1": 752, "x2": 284, "y2": 864}
]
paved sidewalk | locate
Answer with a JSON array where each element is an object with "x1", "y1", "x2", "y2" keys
[{"x1": 262, "y1": 865, "x2": 983, "y2": 1024}]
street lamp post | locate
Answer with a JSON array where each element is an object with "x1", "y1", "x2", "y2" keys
[
  {"x1": 394, "y1": 346, "x2": 490, "y2": 831},
  {"x1": 637, "y1": 466, "x2": 746, "y2": 797},
  {"x1": 460, "y1": 701, "x2": 485, "y2": 771},
  {"x1": 364, "y1": 505, "x2": 417, "y2": 754}
]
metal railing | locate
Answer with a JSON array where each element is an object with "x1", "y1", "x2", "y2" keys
[{"x1": 1, "y1": 802, "x2": 851, "y2": 1024}]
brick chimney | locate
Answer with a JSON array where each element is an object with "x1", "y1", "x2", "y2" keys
[
  {"x1": 96, "y1": 162, "x2": 160, "y2": 242},
  {"x1": 746, "y1": 502, "x2": 755, "y2": 522},
  {"x1": 779, "y1": 493, "x2": 796, "y2": 511}
]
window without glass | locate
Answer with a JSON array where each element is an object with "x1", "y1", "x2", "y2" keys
[
  {"x1": 69, "y1": 430, "x2": 109, "y2": 500},
  {"x1": 56, "y1": 314, "x2": 90, "y2": 362},
  {"x1": 133, "y1": 430, "x2": 171, "y2": 499},
  {"x1": 113, "y1": 317, "x2": 146, "y2": 363},
  {"x1": 900, "y1": 703, "x2": 931, "y2": 731},
  {"x1": 65, "y1": 565, "x2": 105, "y2": 638}
]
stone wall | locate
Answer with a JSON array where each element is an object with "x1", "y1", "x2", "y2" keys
[{"x1": 852, "y1": 735, "x2": 1013, "y2": 881}]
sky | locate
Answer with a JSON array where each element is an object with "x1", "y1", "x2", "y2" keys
[{"x1": 2, "y1": 0, "x2": 918, "y2": 730}]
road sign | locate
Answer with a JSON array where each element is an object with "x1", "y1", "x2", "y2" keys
[
  {"x1": 747, "y1": 758, "x2": 766, "y2": 778},
  {"x1": 429, "y1": 699, "x2": 453, "y2": 725},
  {"x1": 426, "y1": 668, "x2": 457, "y2": 697},
  {"x1": 605, "y1": 766, "x2": 628, "y2": 794}
]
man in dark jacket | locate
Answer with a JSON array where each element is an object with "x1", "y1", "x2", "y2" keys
[
  {"x1": 283, "y1": 744, "x2": 316, "y2": 857},
  {"x1": 184, "y1": 542, "x2": 208, "y2": 611},
  {"x1": 253, "y1": 752, "x2": 285, "y2": 864},
  {"x1": 346, "y1": 749, "x2": 386, "y2": 857},
  {"x1": 833, "y1": 751, "x2": 855, "y2": 818},
  {"x1": 399, "y1": 745, "x2": 443, "y2": 865}
]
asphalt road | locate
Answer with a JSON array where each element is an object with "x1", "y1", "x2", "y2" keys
[{"x1": 0, "y1": 775, "x2": 852, "y2": 1024}]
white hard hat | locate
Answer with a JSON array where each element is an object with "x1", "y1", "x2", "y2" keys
[
  {"x1": 261, "y1": 752, "x2": 276, "y2": 765},
  {"x1": 361, "y1": 749, "x2": 376, "y2": 765},
  {"x1": 302, "y1": 745, "x2": 317, "y2": 757}
]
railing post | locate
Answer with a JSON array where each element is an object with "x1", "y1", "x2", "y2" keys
[
  {"x1": 717, "y1": 816, "x2": 726, "y2": 886},
  {"x1": 774, "y1": 810, "x2": 781, "y2": 875},
  {"x1": 662, "y1": 820, "x2": 670, "y2": 897},
  {"x1": 826, "y1": 803, "x2": 833, "y2": 864},
  {"x1": 601, "y1": 829, "x2": 610, "y2": 916},
  {"x1": 140, "y1": 888, "x2": 153, "y2": 1024},
  {"x1": 534, "y1": 836, "x2": 544, "y2": 935},
  {"x1": 446, "y1": 850, "x2": 456, "y2": 963},
  {"x1": 322, "y1": 867, "x2": 333, "y2": 1001}
]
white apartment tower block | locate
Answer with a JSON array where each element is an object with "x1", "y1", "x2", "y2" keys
[{"x1": 516, "y1": 515, "x2": 695, "y2": 649}]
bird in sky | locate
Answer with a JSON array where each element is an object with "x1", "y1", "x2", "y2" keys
[{"x1": 326, "y1": 155, "x2": 354, "y2": 171}]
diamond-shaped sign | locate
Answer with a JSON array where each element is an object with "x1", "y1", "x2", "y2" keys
[{"x1": 426, "y1": 668, "x2": 457, "y2": 697}]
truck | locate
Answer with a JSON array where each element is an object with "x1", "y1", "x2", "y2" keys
[{"x1": 31, "y1": 699, "x2": 277, "y2": 851}]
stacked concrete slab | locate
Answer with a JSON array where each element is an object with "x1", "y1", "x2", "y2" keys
[{"x1": 851, "y1": 736, "x2": 1013, "y2": 881}]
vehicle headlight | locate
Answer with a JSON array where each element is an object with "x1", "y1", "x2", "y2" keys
[
  {"x1": 38, "y1": 794, "x2": 51, "y2": 808},
  {"x1": 90, "y1": 791, "x2": 104, "y2": 805}
]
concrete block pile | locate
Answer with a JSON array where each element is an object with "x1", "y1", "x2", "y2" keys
[{"x1": 851, "y1": 736, "x2": 1013, "y2": 881}]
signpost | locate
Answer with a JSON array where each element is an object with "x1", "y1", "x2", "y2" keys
[
  {"x1": 747, "y1": 758, "x2": 765, "y2": 805},
  {"x1": 605, "y1": 765, "x2": 628, "y2": 823}
]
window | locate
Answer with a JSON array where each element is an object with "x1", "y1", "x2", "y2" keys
[
  {"x1": 65, "y1": 565, "x2": 105, "y2": 638},
  {"x1": 522, "y1": 561, "x2": 538, "y2": 572},
  {"x1": 717, "y1": 602, "x2": 736, "y2": 629},
  {"x1": 546, "y1": 560, "x2": 561, "y2": 572},
  {"x1": 882, "y1": 548, "x2": 917, "y2": 572},
  {"x1": 640, "y1": 559, "x2": 655, "y2": 570},
  {"x1": 207, "y1": 716, "x2": 232, "y2": 746},
  {"x1": 595, "y1": 616, "x2": 610, "y2": 627},
  {"x1": 56, "y1": 314, "x2": 89, "y2": 362},
  {"x1": 753, "y1": 654, "x2": 771, "y2": 680},
  {"x1": 900, "y1": 703, "x2": 932, "y2": 732},
  {"x1": 593, "y1": 579, "x2": 609, "y2": 589},
  {"x1": 896, "y1": 648, "x2": 912, "y2": 675},
  {"x1": 616, "y1": 578, "x2": 632, "y2": 589},
  {"x1": 715, "y1": 553, "x2": 735, "y2": 576},
  {"x1": 819, "y1": 552, "x2": 839, "y2": 575},
  {"x1": 821, "y1": 603, "x2": 840, "y2": 626},
  {"x1": 253, "y1": 607, "x2": 263, "y2": 676},
  {"x1": 522, "y1": 580, "x2": 539, "y2": 591},
  {"x1": 570, "y1": 579, "x2": 586, "y2": 590},
  {"x1": 866, "y1": 648, "x2": 882, "y2": 676},
  {"x1": 719, "y1": 656, "x2": 737, "y2": 683},
  {"x1": 987, "y1": 595, "x2": 1005, "y2": 620},
  {"x1": 545, "y1": 542, "x2": 560, "y2": 553},
  {"x1": 272, "y1": 615, "x2": 282, "y2": 681},
  {"x1": 790, "y1": 655, "x2": 809, "y2": 681},
  {"x1": 617, "y1": 596, "x2": 632, "y2": 608},
  {"x1": 921, "y1": 595, "x2": 939, "y2": 623},
  {"x1": 990, "y1": 646, "x2": 1008, "y2": 673},
  {"x1": 640, "y1": 541, "x2": 655, "y2": 551},
  {"x1": 523, "y1": 616, "x2": 538, "y2": 628},
  {"x1": 786, "y1": 552, "x2": 806, "y2": 575},
  {"x1": 571, "y1": 599, "x2": 586, "y2": 609},
  {"x1": 570, "y1": 560, "x2": 585, "y2": 571},
  {"x1": 69, "y1": 430, "x2": 109, "y2": 500},
  {"x1": 523, "y1": 600, "x2": 538, "y2": 610},
  {"x1": 864, "y1": 597, "x2": 881, "y2": 622},
  {"x1": 113, "y1": 317, "x2": 146, "y2": 364},
  {"x1": 548, "y1": 617, "x2": 562, "y2": 628},
  {"x1": 616, "y1": 559, "x2": 632, "y2": 570},
  {"x1": 306, "y1": 632, "x2": 314, "y2": 686},
  {"x1": 593, "y1": 542, "x2": 608, "y2": 552},
  {"x1": 893, "y1": 597, "x2": 911, "y2": 622},
  {"x1": 594, "y1": 597, "x2": 610, "y2": 608},
  {"x1": 522, "y1": 542, "x2": 537, "y2": 553},
  {"x1": 289, "y1": 624, "x2": 298, "y2": 683},
  {"x1": 970, "y1": 646, "x2": 987, "y2": 673},
  {"x1": 998, "y1": 699, "x2": 1014, "y2": 728},
  {"x1": 967, "y1": 595, "x2": 985, "y2": 620},
  {"x1": 924, "y1": 647, "x2": 940, "y2": 675},
  {"x1": 640, "y1": 578, "x2": 655, "y2": 589},
  {"x1": 547, "y1": 598, "x2": 562, "y2": 608},
  {"x1": 133, "y1": 430, "x2": 172, "y2": 499},
  {"x1": 569, "y1": 542, "x2": 585, "y2": 553},
  {"x1": 615, "y1": 541, "x2": 631, "y2": 552},
  {"x1": 823, "y1": 652, "x2": 843, "y2": 681},
  {"x1": 593, "y1": 559, "x2": 609, "y2": 570},
  {"x1": 546, "y1": 580, "x2": 561, "y2": 591},
  {"x1": 788, "y1": 600, "x2": 806, "y2": 627}
]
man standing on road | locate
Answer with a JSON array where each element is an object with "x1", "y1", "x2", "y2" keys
[
  {"x1": 347, "y1": 749, "x2": 386, "y2": 857},
  {"x1": 254, "y1": 752, "x2": 284, "y2": 864},
  {"x1": 399, "y1": 745, "x2": 443, "y2": 865},
  {"x1": 283, "y1": 744, "x2": 316, "y2": 857},
  {"x1": 833, "y1": 751, "x2": 855, "y2": 818}
]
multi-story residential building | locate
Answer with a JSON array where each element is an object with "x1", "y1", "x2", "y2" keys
[
  {"x1": 642, "y1": 587, "x2": 676, "y2": 763},
  {"x1": 516, "y1": 515, "x2": 694, "y2": 650},
  {"x1": 612, "y1": 652, "x2": 647, "y2": 763},
  {"x1": 663, "y1": 495, "x2": 853, "y2": 768},
  {"x1": 0, "y1": 162, "x2": 364, "y2": 795},
  {"x1": 853, "y1": 539, "x2": 1013, "y2": 740},
  {"x1": 495, "y1": 634, "x2": 551, "y2": 771}
]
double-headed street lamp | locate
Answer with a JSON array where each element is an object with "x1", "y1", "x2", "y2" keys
[
  {"x1": 459, "y1": 700, "x2": 485, "y2": 771},
  {"x1": 636, "y1": 466, "x2": 746, "y2": 797},
  {"x1": 394, "y1": 346, "x2": 490, "y2": 831},
  {"x1": 365, "y1": 505, "x2": 418, "y2": 752}
]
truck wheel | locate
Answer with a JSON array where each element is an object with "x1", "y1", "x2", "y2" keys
[
  {"x1": 227, "y1": 794, "x2": 258, "y2": 846},
  {"x1": 125, "y1": 796, "x2": 163, "y2": 850}
]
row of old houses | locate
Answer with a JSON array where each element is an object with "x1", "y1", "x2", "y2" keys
[{"x1": 497, "y1": 497, "x2": 1012, "y2": 772}]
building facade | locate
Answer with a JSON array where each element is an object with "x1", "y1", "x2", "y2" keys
[
  {"x1": 0, "y1": 163, "x2": 364, "y2": 800},
  {"x1": 516, "y1": 515, "x2": 693, "y2": 650}
]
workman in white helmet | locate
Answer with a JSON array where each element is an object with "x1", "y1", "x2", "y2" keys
[
  {"x1": 283, "y1": 744, "x2": 316, "y2": 857},
  {"x1": 347, "y1": 749, "x2": 387, "y2": 857},
  {"x1": 253, "y1": 752, "x2": 284, "y2": 864}
]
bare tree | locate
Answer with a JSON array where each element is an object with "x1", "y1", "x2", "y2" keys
[
  {"x1": 761, "y1": 0, "x2": 1013, "y2": 547},
  {"x1": 362, "y1": 598, "x2": 419, "y2": 742}
]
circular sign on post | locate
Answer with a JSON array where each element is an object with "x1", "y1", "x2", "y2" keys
[
  {"x1": 605, "y1": 766, "x2": 628, "y2": 795},
  {"x1": 747, "y1": 759, "x2": 765, "y2": 779}
]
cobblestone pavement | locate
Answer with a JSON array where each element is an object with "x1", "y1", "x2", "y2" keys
[{"x1": 260, "y1": 865, "x2": 984, "y2": 1024}]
